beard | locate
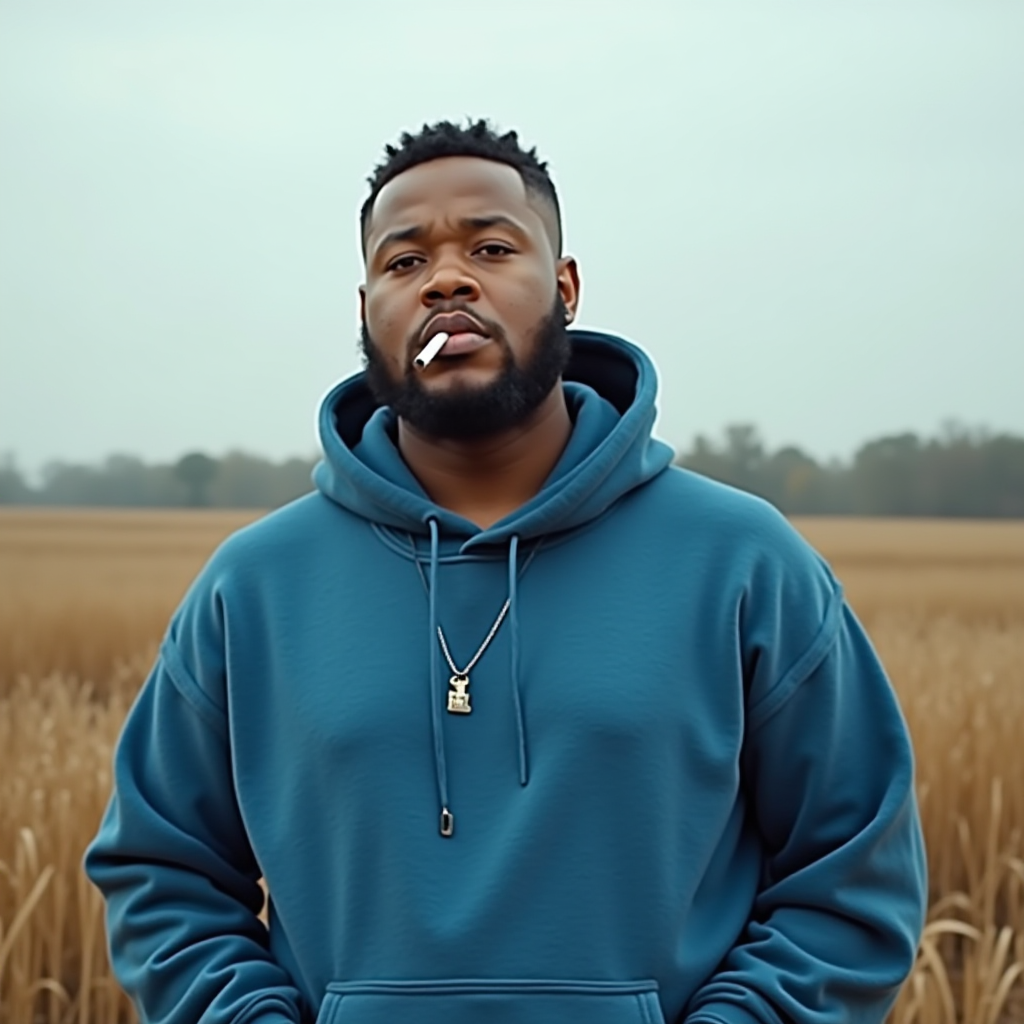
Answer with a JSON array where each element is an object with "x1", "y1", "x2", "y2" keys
[{"x1": 360, "y1": 296, "x2": 572, "y2": 441}]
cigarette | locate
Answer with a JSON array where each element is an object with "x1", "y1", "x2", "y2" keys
[{"x1": 414, "y1": 332, "x2": 449, "y2": 369}]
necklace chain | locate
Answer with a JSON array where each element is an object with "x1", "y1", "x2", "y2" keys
[{"x1": 436, "y1": 598, "x2": 511, "y2": 678}]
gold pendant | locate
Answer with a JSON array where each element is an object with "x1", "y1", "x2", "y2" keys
[{"x1": 447, "y1": 673, "x2": 471, "y2": 714}]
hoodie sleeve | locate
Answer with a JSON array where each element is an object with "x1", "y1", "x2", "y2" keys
[
  {"x1": 685, "y1": 541, "x2": 927, "y2": 1024},
  {"x1": 84, "y1": 578, "x2": 305, "y2": 1024}
]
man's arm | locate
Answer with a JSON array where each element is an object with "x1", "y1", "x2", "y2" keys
[
  {"x1": 85, "y1": 626, "x2": 305, "y2": 1024},
  {"x1": 685, "y1": 598, "x2": 927, "y2": 1024}
]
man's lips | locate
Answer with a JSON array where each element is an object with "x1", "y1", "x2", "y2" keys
[
  {"x1": 420, "y1": 311, "x2": 489, "y2": 345},
  {"x1": 435, "y1": 331, "x2": 490, "y2": 357}
]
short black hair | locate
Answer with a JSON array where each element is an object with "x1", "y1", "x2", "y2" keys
[{"x1": 360, "y1": 118, "x2": 562, "y2": 254}]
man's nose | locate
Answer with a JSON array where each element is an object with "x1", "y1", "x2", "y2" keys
[{"x1": 419, "y1": 256, "x2": 481, "y2": 305}]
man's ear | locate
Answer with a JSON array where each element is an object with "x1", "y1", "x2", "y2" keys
[
  {"x1": 556, "y1": 257, "x2": 581, "y2": 322},
  {"x1": 358, "y1": 284, "x2": 367, "y2": 322}
]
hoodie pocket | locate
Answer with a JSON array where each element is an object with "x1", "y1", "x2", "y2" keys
[{"x1": 317, "y1": 978, "x2": 664, "y2": 1024}]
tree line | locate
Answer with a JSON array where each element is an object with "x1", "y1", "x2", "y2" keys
[
  {"x1": 2, "y1": 424, "x2": 1023, "y2": 516},
  {"x1": 0, "y1": 451, "x2": 315, "y2": 510},
  {"x1": 680, "y1": 424, "x2": 1024, "y2": 517}
]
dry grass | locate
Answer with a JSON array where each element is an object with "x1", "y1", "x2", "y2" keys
[
  {"x1": 794, "y1": 517, "x2": 1024, "y2": 623},
  {"x1": 2, "y1": 509, "x2": 1023, "y2": 1023},
  {"x1": 0, "y1": 509, "x2": 258, "y2": 694}
]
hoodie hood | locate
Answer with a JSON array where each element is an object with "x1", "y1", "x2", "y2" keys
[{"x1": 313, "y1": 330, "x2": 675, "y2": 545}]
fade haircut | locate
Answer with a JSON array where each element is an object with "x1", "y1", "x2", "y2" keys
[{"x1": 360, "y1": 119, "x2": 563, "y2": 255}]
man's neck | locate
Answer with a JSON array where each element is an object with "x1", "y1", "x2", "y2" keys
[{"x1": 397, "y1": 385, "x2": 572, "y2": 530}]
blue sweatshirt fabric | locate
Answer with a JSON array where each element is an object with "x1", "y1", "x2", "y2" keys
[{"x1": 86, "y1": 331, "x2": 927, "y2": 1024}]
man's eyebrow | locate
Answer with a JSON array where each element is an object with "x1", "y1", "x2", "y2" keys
[
  {"x1": 374, "y1": 224, "x2": 425, "y2": 255},
  {"x1": 460, "y1": 215, "x2": 527, "y2": 234}
]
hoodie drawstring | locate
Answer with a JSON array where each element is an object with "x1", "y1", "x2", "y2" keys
[
  {"x1": 413, "y1": 524, "x2": 539, "y2": 837},
  {"x1": 426, "y1": 519, "x2": 454, "y2": 837},
  {"x1": 508, "y1": 534, "x2": 529, "y2": 786}
]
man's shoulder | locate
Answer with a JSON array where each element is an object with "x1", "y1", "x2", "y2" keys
[
  {"x1": 643, "y1": 463, "x2": 799, "y2": 536},
  {"x1": 197, "y1": 491, "x2": 360, "y2": 585},
  {"x1": 635, "y1": 465, "x2": 833, "y2": 584}
]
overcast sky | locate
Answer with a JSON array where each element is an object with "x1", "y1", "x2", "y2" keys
[{"x1": 2, "y1": 0, "x2": 1022, "y2": 472}]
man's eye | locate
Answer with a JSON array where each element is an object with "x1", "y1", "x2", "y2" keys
[
  {"x1": 476, "y1": 244, "x2": 513, "y2": 257},
  {"x1": 386, "y1": 255, "x2": 422, "y2": 272}
]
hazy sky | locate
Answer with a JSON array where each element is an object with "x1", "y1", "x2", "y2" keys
[{"x1": 2, "y1": 1, "x2": 1022, "y2": 471}]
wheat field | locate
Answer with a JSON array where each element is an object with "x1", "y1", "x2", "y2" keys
[{"x1": 1, "y1": 508, "x2": 1022, "y2": 1024}]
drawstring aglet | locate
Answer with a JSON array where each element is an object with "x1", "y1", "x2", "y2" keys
[{"x1": 440, "y1": 808, "x2": 454, "y2": 838}]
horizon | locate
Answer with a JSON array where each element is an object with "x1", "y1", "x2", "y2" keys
[{"x1": 3, "y1": 414, "x2": 1019, "y2": 485}]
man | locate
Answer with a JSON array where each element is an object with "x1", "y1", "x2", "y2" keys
[{"x1": 87, "y1": 119, "x2": 927, "y2": 1024}]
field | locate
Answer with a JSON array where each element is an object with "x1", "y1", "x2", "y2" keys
[{"x1": 1, "y1": 508, "x2": 1023, "y2": 1023}]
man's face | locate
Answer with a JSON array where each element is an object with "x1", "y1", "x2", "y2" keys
[{"x1": 359, "y1": 156, "x2": 579, "y2": 440}]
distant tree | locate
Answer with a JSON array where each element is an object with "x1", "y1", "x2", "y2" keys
[
  {"x1": 770, "y1": 446, "x2": 824, "y2": 511},
  {"x1": 677, "y1": 425, "x2": 829, "y2": 510},
  {"x1": 850, "y1": 433, "x2": 923, "y2": 515},
  {"x1": 984, "y1": 434, "x2": 1024, "y2": 516},
  {"x1": 174, "y1": 452, "x2": 219, "y2": 507},
  {"x1": 0, "y1": 454, "x2": 31, "y2": 504},
  {"x1": 209, "y1": 452, "x2": 315, "y2": 507},
  {"x1": 723, "y1": 424, "x2": 765, "y2": 485},
  {"x1": 682, "y1": 424, "x2": 768, "y2": 497}
]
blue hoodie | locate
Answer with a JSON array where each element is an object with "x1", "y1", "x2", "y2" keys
[{"x1": 86, "y1": 331, "x2": 926, "y2": 1024}]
